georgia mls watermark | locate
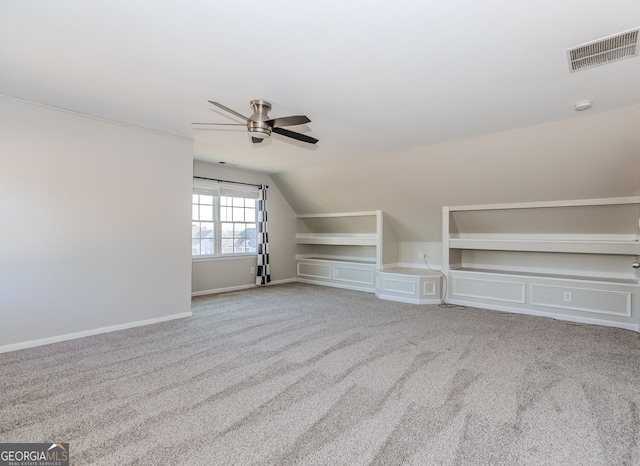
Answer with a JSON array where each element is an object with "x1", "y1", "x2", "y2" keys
[{"x1": 0, "y1": 443, "x2": 69, "y2": 466}]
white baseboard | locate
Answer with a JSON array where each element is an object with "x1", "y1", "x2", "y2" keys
[
  {"x1": 376, "y1": 292, "x2": 442, "y2": 305},
  {"x1": 445, "y1": 299, "x2": 640, "y2": 332},
  {"x1": 191, "y1": 278, "x2": 297, "y2": 297},
  {"x1": 382, "y1": 263, "x2": 401, "y2": 270},
  {"x1": 0, "y1": 311, "x2": 193, "y2": 354},
  {"x1": 296, "y1": 278, "x2": 376, "y2": 294}
]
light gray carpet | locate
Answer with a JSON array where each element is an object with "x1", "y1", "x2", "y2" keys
[{"x1": 1, "y1": 283, "x2": 639, "y2": 465}]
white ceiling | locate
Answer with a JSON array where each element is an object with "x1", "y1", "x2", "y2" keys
[{"x1": 1, "y1": 1, "x2": 639, "y2": 173}]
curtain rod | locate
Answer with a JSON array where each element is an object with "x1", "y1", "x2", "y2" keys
[{"x1": 193, "y1": 176, "x2": 267, "y2": 189}]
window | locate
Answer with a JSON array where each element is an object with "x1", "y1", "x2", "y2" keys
[
  {"x1": 192, "y1": 179, "x2": 258, "y2": 258},
  {"x1": 220, "y1": 195, "x2": 256, "y2": 254},
  {"x1": 192, "y1": 193, "x2": 216, "y2": 255}
]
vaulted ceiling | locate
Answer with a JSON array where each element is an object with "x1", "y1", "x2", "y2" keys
[{"x1": 1, "y1": 1, "x2": 639, "y2": 173}]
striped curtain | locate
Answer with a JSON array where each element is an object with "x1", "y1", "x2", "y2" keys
[{"x1": 256, "y1": 184, "x2": 271, "y2": 285}]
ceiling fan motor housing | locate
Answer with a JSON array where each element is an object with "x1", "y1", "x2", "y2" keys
[
  {"x1": 199, "y1": 99, "x2": 318, "y2": 144},
  {"x1": 248, "y1": 100, "x2": 272, "y2": 139}
]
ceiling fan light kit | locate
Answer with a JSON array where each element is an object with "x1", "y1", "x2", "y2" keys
[
  {"x1": 193, "y1": 100, "x2": 318, "y2": 145},
  {"x1": 574, "y1": 100, "x2": 593, "y2": 111},
  {"x1": 247, "y1": 100, "x2": 272, "y2": 142},
  {"x1": 249, "y1": 129, "x2": 270, "y2": 139}
]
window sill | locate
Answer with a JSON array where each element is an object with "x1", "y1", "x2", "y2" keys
[{"x1": 192, "y1": 254, "x2": 257, "y2": 263}]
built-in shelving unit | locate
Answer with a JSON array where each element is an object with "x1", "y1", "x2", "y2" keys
[
  {"x1": 442, "y1": 197, "x2": 640, "y2": 331},
  {"x1": 295, "y1": 210, "x2": 442, "y2": 303},
  {"x1": 295, "y1": 211, "x2": 381, "y2": 292}
]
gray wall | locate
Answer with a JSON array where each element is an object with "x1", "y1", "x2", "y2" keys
[
  {"x1": 0, "y1": 96, "x2": 193, "y2": 348},
  {"x1": 192, "y1": 160, "x2": 297, "y2": 294},
  {"x1": 272, "y1": 105, "x2": 640, "y2": 266}
]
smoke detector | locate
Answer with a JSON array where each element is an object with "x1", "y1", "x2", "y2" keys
[{"x1": 567, "y1": 28, "x2": 639, "y2": 72}]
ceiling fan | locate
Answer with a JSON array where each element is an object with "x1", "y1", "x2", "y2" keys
[{"x1": 193, "y1": 100, "x2": 318, "y2": 145}]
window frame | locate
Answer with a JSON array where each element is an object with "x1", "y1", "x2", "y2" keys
[{"x1": 192, "y1": 179, "x2": 258, "y2": 261}]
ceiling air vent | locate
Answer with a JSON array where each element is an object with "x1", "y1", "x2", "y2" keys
[{"x1": 567, "y1": 28, "x2": 639, "y2": 72}]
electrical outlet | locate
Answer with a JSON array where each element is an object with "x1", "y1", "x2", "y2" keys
[
  {"x1": 563, "y1": 291, "x2": 572, "y2": 302},
  {"x1": 418, "y1": 252, "x2": 427, "y2": 260},
  {"x1": 250, "y1": 266, "x2": 255, "y2": 274}
]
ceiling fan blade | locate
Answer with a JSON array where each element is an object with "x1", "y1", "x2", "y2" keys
[
  {"x1": 191, "y1": 122, "x2": 246, "y2": 126},
  {"x1": 251, "y1": 137, "x2": 264, "y2": 144},
  {"x1": 265, "y1": 115, "x2": 311, "y2": 128},
  {"x1": 207, "y1": 100, "x2": 250, "y2": 122},
  {"x1": 272, "y1": 127, "x2": 318, "y2": 144}
]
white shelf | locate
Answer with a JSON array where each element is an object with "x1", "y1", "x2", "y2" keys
[
  {"x1": 450, "y1": 267, "x2": 639, "y2": 286},
  {"x1": 295, "y1": 233, "x2": 377, "y2": 246},
  {"x1": 448, "y1": 196, "x2": 640, "y2": 212},
  {"x1": 295, "y1": 255, "x2": 376, "y2": 265},
  {"x1": 296, "y1": 211, "x2": 379, "y2": 219},
  {"x1": 449, "y1": 238, "x2": 640, "y2": 255}
]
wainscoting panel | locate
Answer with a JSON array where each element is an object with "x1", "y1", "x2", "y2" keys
[
  {"x1": 447, "y1": 270, "x2": 639, "y2": 331},
  {"x1": 381, "y1": 277, "x2": 416, "y2": 295},
  {"x1": 296, "y1": 259, "x2": 377, "y2": 292},
  {"x1": 297, "y1": 262, "x2": 332, "y2": 280},
  {"x1": 333, "y1": 265, "x2": 376, "y2": 286},
  {"x1": 531, "y1": 284, "x2": 631, "y2": 317},
  {"x1": 376, "y1": 269, "x2": 442, "y2": 304},
  {"x1": 452, "y1": 275, "x2": 526, "y2": 304}
]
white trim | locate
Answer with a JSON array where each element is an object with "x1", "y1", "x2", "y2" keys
[
  {"x1": 376, "y1": 210, "x2": 383, "y2": 270},
  {"x1": 192, "y1": 254, "x2": 257, "y2": 263},
  {"x1": 442, "y1": 206, "x2": 450, "y2": 278},
  {"x1": 0, "y1": 93, "x2": 192, "y2": 142},
  {"x1": 382, "y1": 263, "x2": 401, "y2": 270},
  {"x1": 191, "y1": 278, "x2": 296, "y2": 297},
  {"x1": 296, "y1": 211, "x2": 379, "y2": 218},
  {"x1": 448, "y1": 196, "x2": 640, "y2": 211},
  {"x1": 530, "y1": 283, "x2": 632, "y2": 317},
  {"x1": 376, "y1": 292, "x2": 441, "y2": 305},
  {"x1": 0, "y1": 312, "x2": 193, "y2": 354},
  {"x1": 296, "y1": 278, "x2": 375, "y2": 293},
  {"x1": 445, "y1": 299, "x2": 640, "y2": 332},
  {"x1": 192, "y1": 283, "x2": 256, "y2": 296}
]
